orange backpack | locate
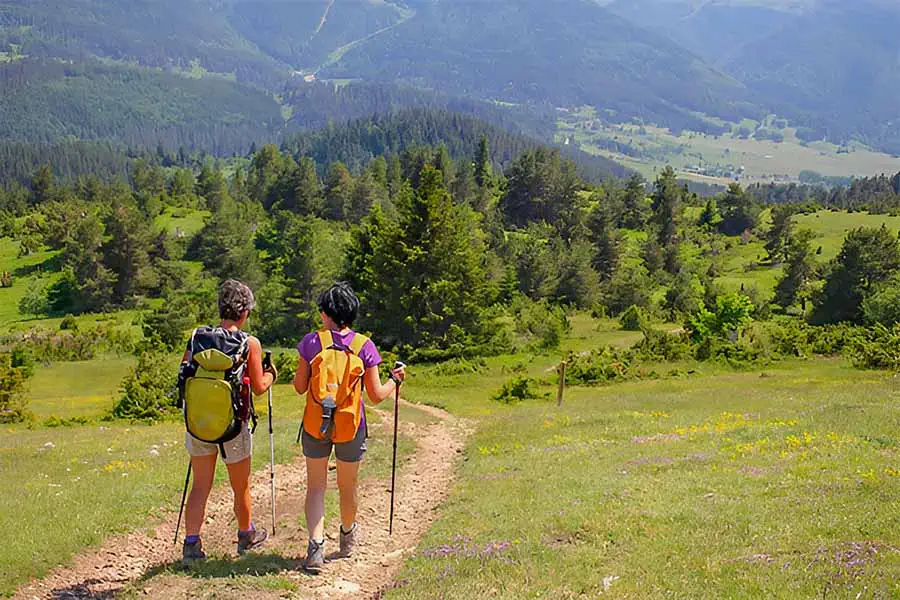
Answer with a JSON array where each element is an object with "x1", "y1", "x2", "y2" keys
[{"x1": 302, "y1": 330, "x2": 369, "y2": 443}]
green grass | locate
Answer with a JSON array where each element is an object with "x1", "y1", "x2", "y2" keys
[
  {"x1": 390, "y1": 360, "x2": 900, "y2": 598},
  {"x1": 26, "y1": 356, "x2": 137, "y2": 419},
  {"x1": 0, "y1": 237, "x2": 60, "y2": 327},
  {"x1": 795, "y1": 211, "x2": 900, "y2": 263},
  {"x1": 155, "y1": 207, "x2": 210, "y2": 238}
]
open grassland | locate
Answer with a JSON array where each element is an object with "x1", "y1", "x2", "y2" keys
[
  {"x1": 713, "y1": 211, "x2": 900, "y2": 298},
  {"x1": 392, "y1": 360, "x2": 900, "y2": 599},
  {"x1": 0, "y1": 237, "x2": 60, "y2": 327},
  {"x1": 6, "y1": 316, "x2": 900, "y2": 598},
  {"x1": 559, "y1": 113, "x2": 900, "y2": 185},
  {"x1": 795, "y1": 211, "x2": 900, "y2": 263}
]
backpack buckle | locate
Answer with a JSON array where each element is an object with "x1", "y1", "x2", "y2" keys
[{"x1": 320, "y1": 395, "x2": 337, "y2": 437}]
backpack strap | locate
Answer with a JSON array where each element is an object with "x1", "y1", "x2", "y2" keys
[
  {"x1": 348, "y1": 333, "x2": 369, "y2": 356},
  {"x1": 317, "y1": 329, "x2": 333, "y2": 351}
]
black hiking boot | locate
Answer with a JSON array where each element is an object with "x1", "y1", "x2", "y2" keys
[
  {"x1": 182, "y1": 539, "x2": 206, "y2": 567},
  {"x1": 237, "y1": 527, "x2": 269, "y2": 555},
  {"x1": 304, "y1": 539, "x2": 325, "y2": 574}
]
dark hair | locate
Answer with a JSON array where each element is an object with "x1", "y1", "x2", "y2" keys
[
  {"x1": 218, "y1": 279, "x2": 256, "y2": 321},
  {"x1": 317, "y1": 282, "x2": 360, "y2": 328}
]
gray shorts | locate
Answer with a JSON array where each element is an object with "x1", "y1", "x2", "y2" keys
[
  {"x1": 301, "y1": 420, "x2": 367, "y2": 463},
  {"x1": 185, "y1": 421, "x2": 253, "y2": 464}
]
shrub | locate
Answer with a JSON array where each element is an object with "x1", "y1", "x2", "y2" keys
[
  {"x1": 5, "y1": 325, "x2": 136, "y2": 362},
  {"x1": 0, "y1": 353, "x2": 32, "y2": 423},
  {"x1": 274, "y1": 351, "x2": 298, "y2": 385},
  {"x1": 847, "y1": 325, "x2": 900, "y2": 370},
  {"x1": 689, "y1": 293, "x2": 754, "y2": 342},
  {"x1": 112, "y1": 352, "x2": 179, "y2": 421},
  {"x1": 432, "y1": 357, "x2": 488, "y2": 377},
  {"x1": 59, "y1": 314, "x2": 78, "y2": 331},
  {"x1": 632, "y1": 329, "x2": 692, "y2": 362},
  {"x1": 512, "y1": 297, "x2": 570, "y2": 349},
  {"x1": 566, "y1": 348, "x2": 656, "y2": 385},
  {"x1": 491, "y1": 376, "x2": 543, "y2": 404},
  {"x1": 619, "y1": 305, "x2": 650, "y2": 331},
  {"x1": 18, "y1": 278, "x2": 50, "y2": 316}
]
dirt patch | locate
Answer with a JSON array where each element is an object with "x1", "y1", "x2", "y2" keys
[{"x1": 14, "y1": 401, "x2": 471, "y2": 600}]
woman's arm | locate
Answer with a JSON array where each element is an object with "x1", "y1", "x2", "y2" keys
[
  {"x1": 293, "y1": 356, "x2": 311, "y2": 395},
  {"x1": 363, "y1": 364, "x2": 407, "y2": 404},
  {"x1": 247, "y1": 336, "x2": 275, "y2": 396}
]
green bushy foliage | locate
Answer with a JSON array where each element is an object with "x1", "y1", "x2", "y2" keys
[
  {"x1": 689, "y1": 293, "x2": 754, "y2": 342},
  {"x1": 862, "y1": 275, "x2": 900, "y2": 327},
  {"x1": 491, "y1": 376, "x2": 543, "y2": 404},
  {"x1": 566, "y1": 348, "x2": 657, "y2": 385},
  {"x1": 632, "y1": 328, "x2": 692, "y2": 362},
  {"x1": 0, "y1": 353, "x2": 32, "y2": 424},
  {"x1": 432, "y1": 357, "x2": 488, "y2": 377},
  {"x1": 619, "y1": 305, "x2": 650, "y2": 331},
  {"x1": 59, "y1": 314, "x2": 78, "y2": 331},
  {"x1": 112, "y1": 352, "x2": 178, "y2": 421},
  {"x1": 513, "y1": 297, "x2": 570, "y2": 349},
  {"x1": 845, "y1": 325, "x2": 900, "y2": 370},
  {"x1": 5, "y1": 325, "x2": 136, "y2": 362},
  {"x1": 274, "y1": 352, "x2": 298, "y2": 385}
]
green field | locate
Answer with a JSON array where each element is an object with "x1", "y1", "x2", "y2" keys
[
  {"x1": 559, "y1": 109, "x2": 900, "y2": 186},
  {"x1": 6, "y1": 318, "x2": 900, "y2": 598},
  {"x1": 394, "y1": 360, "x2": 900, "y2": 598}
]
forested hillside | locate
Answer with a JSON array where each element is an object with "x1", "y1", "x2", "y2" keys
[
  {"x1": 4, "y1": 0, "x2": 900, "y2": 160},
  {"x1": 321, "y1": 0, "x2": 758, "y2": 127},
  {"x1": 606, "y1": 0, "x2": 799, "y2": 65}
]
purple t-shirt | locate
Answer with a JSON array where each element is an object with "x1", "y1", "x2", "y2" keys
[
  {"x1": 297, "y1": 329, "x2": 382, "y2": 369},
  {"x1": 297, "y1": 329, "x2": 382, "y2": 429}
]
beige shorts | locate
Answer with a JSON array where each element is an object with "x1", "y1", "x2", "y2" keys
[{"x1": 185, "y1": 421, "x2": 253, "y2": 464}]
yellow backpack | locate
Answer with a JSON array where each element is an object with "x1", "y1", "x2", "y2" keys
[
  {"x1": 302, "y1": 330, "x2": 369, "y2": 443},
  {"x1": 178, "y1": 327, "x2": 254, "y2": 458}
]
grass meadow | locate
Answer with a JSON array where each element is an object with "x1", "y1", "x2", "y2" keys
[
  {"x1": 392, "y1": 360, "x2": 900, "y2": 599},
  {"x1": 6, "y1": 210, "x2": 900, "y2": 596}
]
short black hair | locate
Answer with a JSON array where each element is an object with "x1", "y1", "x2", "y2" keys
[
  {"x1": 218, "y1": 279, "x2": 256, "y2": 321},
  {"x1": 317, "y1": 282, "x2": 360, "y2": 328}
]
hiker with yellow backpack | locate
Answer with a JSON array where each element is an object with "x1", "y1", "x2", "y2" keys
[
  {"x1": 176, "y1": 280, "x2": 277, "y2": 565},
  {"x1": 293, "y1": 282, "x2": 407, "y2": 572}
]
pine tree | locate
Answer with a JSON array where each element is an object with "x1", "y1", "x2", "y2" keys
[
  {"x1": 475, "y1": 134, "x2": 493, "y2": 189},
  {"x1": 620, "y1": 173, "x2": 649, "y2": 229},
  {"x1": 31, "y1": 163, "x2": 56, "y2": 205},
  {"x1": 698, "y1": 197, "x2": 723, "y2": 230},
  {"x1": 103, "y1": 198, "x2": 159, "y2": 306},
  {"x1": 775, "y1": 229, "x2": 816, "y2": 311},
  {"x1": 345, "y1": 165, "x2": 497, "y2": 353},
  {"x1": 283, "y1": 156, "x2": 323, "y2": 216},
  {"x1": 586, "y1": 201, "x2": 619, "y2": 281},
  {"x1": 718, "y1": 183, "x2": 760, "y2": 236},
  {"x1": 324, "y1": 162, "x2": 354, "y2": 221},
  {"x1": 764, "y1": 204, "x2": 795, "y2": 264},
  {"x1": 650, "y1": 167, "x2": 682, "y2": 274},
  {"x1": 812, "y1": 226, "x2": 900, "y2": 323}
]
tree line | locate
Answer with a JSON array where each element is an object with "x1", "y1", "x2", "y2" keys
[{"x1": 6, "y1": 115, "x2": 900, "y2": 362}]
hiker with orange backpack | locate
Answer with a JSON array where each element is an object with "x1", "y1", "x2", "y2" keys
[{"x1": 293, "y1": 282, "x2": 406, "y2": 572}]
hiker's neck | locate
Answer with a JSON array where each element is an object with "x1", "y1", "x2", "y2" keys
[
  {"x1": 219, "y1": 319, "x2": 243, "y2": 332},
  {"x1": 322, "y1": 315, "x2": 348, "y2": 332}
]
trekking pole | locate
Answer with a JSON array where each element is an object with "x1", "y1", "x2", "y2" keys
[
  {"x1": 389, "y1": 361, "x2": 406, "y2": 536},
  {"x1": 263, "y1": 351, "x2": 277, "y2": 536},
  {"x1": 174, "y1": 460, "x2": 192, "y2": 545}
]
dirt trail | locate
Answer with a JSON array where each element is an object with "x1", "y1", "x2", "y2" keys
[{"x1": 14, "y1": 401, "x2": 470, "y2": 600}]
